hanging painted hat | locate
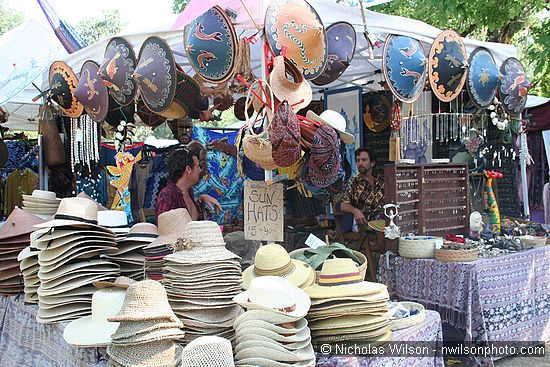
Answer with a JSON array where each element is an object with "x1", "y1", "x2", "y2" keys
[
  {"x1": 105, "y1": 95, "x2": 135, "y2": 127},
  {"x1": 312, "y1": 21, "x2": 356, "y2": 86},
  {"x1": 48, "y1": 61, "x2": 84, "y2": 118},
  {"x1": 499, "y1": 57, "x2": 531, "y2": 116},
  {"x1": 135, "y1": 98, "x2": 166, "y2": 128},
  {"x1": 74, "y1": 60, "x2": 109, "y2": 123},
  {"x1": 382, "y1": 35, "x2": 428, "y2": 103},
  {"x1": 265, "y1": 0, "x2": 327, "y2": 80},
  {"x1": 466, "y1": 47, "x2": 500, "y2": 109},
  {"x1": 184, "y1": 6, "x2": 238, "y2": 83},
  {"x1": 98, "y1": 37, "x2": 137, "y2": 107},
  {"x1": 362, "y1": 91, "x2": 392, "y2": 133},
  {"x1": 134, "y1": 36, "x2": 200, "y2": 120},
  {"x1": 428, "y1": 30, "x2": 468, "y2": 102}
]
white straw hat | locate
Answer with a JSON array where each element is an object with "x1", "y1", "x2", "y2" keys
[
  {"x1": 35, "y1": 197, "x2": 107, "y2": 230},
  {"x1": 180, "y1": 336, "x2": 235, "y2": 367},
  {"x1": 120, "y1": 222, "x2": 158, "y2": 243},
  {"x1": 63, "y1": 288, "x2": 126, "y2": 347},
  {"x1": 306, "y1": 110, "x2": 355, "y2": 145},
  {"x1": 145, "y1": 208, "x2": 192, "y2": 249},
  {"x1": 97, "y1": 210, "x2": 130, "y2": 234}
]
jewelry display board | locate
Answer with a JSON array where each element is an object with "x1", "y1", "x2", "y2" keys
[{"x1": 384, "y1": 163, "x2": 470, "y2": 252}]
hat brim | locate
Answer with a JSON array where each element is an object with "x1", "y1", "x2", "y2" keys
[
  {"x1": 233, "y1": 285, "x2": 311, "y2": 319},
  {"x1": 306, "y1": 110, "x2": 355, "y2": 145},
  {"x1": 241, "y1": 259, "x2": 315, "y2": 290},
  {"x1": 34, "y1": 220, "x2": 113, "y2": 233},
  {"x1": 63, "y1": 316, "x2": 120, "y2": 347},
  {"x1": 305, "y1": 281, "x2": 388, "y2": 299}
]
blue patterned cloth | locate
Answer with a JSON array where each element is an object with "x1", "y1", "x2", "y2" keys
[
  {"x1": 76, "y1": 169, "x2": 108, "y2": 206},
  {"x1": 3, "y1": 140, "x2": 38, "y2": 175},
  {"x1": 143, "y1": 154, "x2": 168, "y2": 210}
]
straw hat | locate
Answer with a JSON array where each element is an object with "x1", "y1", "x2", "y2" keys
[
  {"x1": 109, "y1": 279, "x2": 180, "y2": 323},
  {"x1": 306, "y1": 110, "x2": 355, "y2": 145},
  {"x1": 242, "y1": 244, "x2": 314, "y2": 290},
  {"x1": 268, "y1": 56, "x2": 312, "y2": 112},
  {"x1": 234, "y1": 317, "x2": 308, "y2": 335},
  {"x1": 107, "y1": 340, "x2": 178, "y2": 367},
  {"x1": 235, "y1": 357, "x2": 315, "y2": 367},
  {"x1": 145, "y1": 208, "x2": 192, "y2": 249},
  {"x1": 111, "y1": 319, "x2": 183, "y2": 341},
  {"x1": 112, "y1": 326, "x2": 184, "y2": 346},
  {"x1": 304, "y1": 258, "x2": 388, "y2": 299},
  {"x1": 22, "y1": 190, "x2": 60, "y2": 203},
  {"x1": 0, "y1": 208, "x2": 45, "y2": 240},
  {"x1": 235, "y1": 342, "x2": 315, "y2": 363},
  {"x1": 93, "y1": 276, "x2": 137, "y2": 290},
  {"x1": 97, "y1": 210, "x2": 130, "y2": 234},
  {"x1": 35, "y1": 197, "x2": 107, "y2": 230},
  {"x1": 234, "y1": 276, "x2": 311, "y2": 318},
  {"x1": 121, "y1": 223, "x2": 158, "y2": 243},
  {"x1": 63, "y1": 288, "x2": 125, "y2": 347},
  {"x1": 235, "y1": 338, "x2": 312, "y2": 354},
  {"x1": 180, "y1": 336, "x2": 235, "y2": 367}
]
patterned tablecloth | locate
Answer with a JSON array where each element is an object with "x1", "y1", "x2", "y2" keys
[
  {"x1": 316, "y1": 310, "x2": 444, "y2": 367},
  {"x1": 378, "y1": 246, "x2": 550, "y2": 364},
  {"x1": 0, "y1": 296, "x2": 106, "y2": 367}
]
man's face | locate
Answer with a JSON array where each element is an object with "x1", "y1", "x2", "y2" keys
[
  {"x1": 175, "y1": 119, "x2": 193, "y2": 144},
  {"x1": 356, "y1": 151, "x2": 375, "y2": 174},
  {"x1": 187, "y1": 155, "x2": 202, "y2": 185},
  {"x1": 199, "y1": 149, "x2": 207, "y2": 177}
]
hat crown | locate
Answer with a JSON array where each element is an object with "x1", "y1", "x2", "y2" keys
[
  {"x1": 128, "y1": 222, "x2": 158, "y2": 236},
  {"x1": 157, "y1": 208, "x2": 191, "y2": 237},
  {"x1": 181, "y1": 336, "x2": 234, "y2": 367},
  {"x1": 91, "y1": 288, "x2": 125, "y2": 321},
  {"x1": 248, "y1": 276, "x2": 296, "y2": 311},
  {"x1": 254, "y1": 243, "x2": 292, "y2": 272},
  {"x1": 55, "y1": 197, "x2": 98, "y2": 223},
  {"x1": 318, "y1": 258, "x2": 362, "y2": 286},
  {"x1": 0, "y1": 208, "x2": 44, "y2": 239},
  {"x1": 31, "y1": 190, "x2": 57, "y2": 200},
  {"x1": 97, "y1": 210, "x2": 128, "y2": 228},
  {"x1": 319, "y1": 110, "x2": 346, "y2": 132},
  {"x1": 183, "y1": 220, "x2": 225, "y2": 248}
]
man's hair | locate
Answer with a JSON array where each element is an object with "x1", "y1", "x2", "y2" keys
[
  {"x1": 355, "y1": 147, "x2": 376, "y2": 163},
  {"x1": 167, "y1": 148, "x2": 198, "y2": 182}
]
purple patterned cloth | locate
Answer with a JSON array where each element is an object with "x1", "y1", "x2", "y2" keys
[
  {"x1": 316, "y1": 310, "x2": 444, "y2": 367},
  {"x1": 379, "y1": 247, "x2": 550, "y2": 364}
]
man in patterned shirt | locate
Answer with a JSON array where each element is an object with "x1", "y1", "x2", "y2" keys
[{"x1": 340, "y1": 148, "x2": 385, "y2": 228}]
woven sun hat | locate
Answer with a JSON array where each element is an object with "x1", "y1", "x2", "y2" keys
[
  {"x1": 93, "y1": 276, "x2": 137, "y2": 290},
  {"x1": 235, "y1": 326, "x2": 311, "y2": 346},
  {"x1": 235, "y1": 341, "x2": 315, "y2": 363},
  {"x1": 233, "y1": 308, "x2": 306, "y2": 326},
  {"x1": 22, "y1": 190, "x2": 60, "y2": 203},
  {"x1": 235, "y1": 357, "x2": 315, "y2": 367},
  {"x1": 308, "y1": 313, "x2": 389, "y2": 331},
  {"x1": 242, "y1": 244, "x2": 315, "y2": 290},
  {"x1": 306, "y1": 110, "x2": 354, "y2": 145},
  {"x1": 110, "y1": 318, "x2": 183, "y2": 341},
  {"x1": 108, "y1": 340, "x2": 178, "y2": 367},
  {"x1": 234, "y1": 276, "x2": 311, "y2": 319},
  {"x1": 97, "y1": 210, "x2": 130, "y2": 234},
  {"x1": 111, "y1": 326, "x2": 184, "y2": 346},
  {"x1": 120, "y1": 223, "x2": 158, "y2": 243},
  {"x1": 34, "y1": 197, "x2": 110, "y2": 231},
  {"x1": 304, "y1": 258, "x2": 388, "y2": 299},
  {"x1": 180, "y1": 336, "x2": 235, "y2": 367},
  {"x1": 235, "y1": 316, "x2": 308, "y2": 336},
  {"x1": 268, "y1": 56, "x2": 312, "y2": 112},
  {"x1": 108, "y1": 279, "x2": 180, "y2": 323},
  {"x1": 38, "y1": 259, "x2": 120, "y2": 282},
  {"x1": 33, "y1": 232, "x2": 116, "y2": 251},
  {"x1": 0, "y1": 208, "x2": 45, "y2": 240},
  {"x1": 235, "y1": 337, "x2": 312, "y2": 354},
  {"x1": 145, "y1": 208, "x2": 192, "y2": 249},
  {"x1": 63, "y1": 288, "x2": 126, "y2": 347}
]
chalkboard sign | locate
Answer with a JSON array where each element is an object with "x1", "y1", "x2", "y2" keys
[{"x1": 244, "y1": 181, "x2": 284, "y2": 242}]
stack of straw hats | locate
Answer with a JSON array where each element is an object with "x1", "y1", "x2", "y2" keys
[
  {"x1": 180, "y1": 336, "x2": 235, "y2": 367},
  {"x1": 107, "y1": 279, "x2": 184, "y2": 367},
  {"x1": 233, "y1": 276, "x2": 316, "y2": 367},
  {"x1": 143, "y1": 209, "x2": 191, "y2": 281},
  {"x1": 22, "y1": 190, "x2": 61, "y2": 219},
  {"x1": 304, "y1": 258, "x2": 392, "y2": 347},
  {"x1": 0, "y1": 208, "x2": 45, "y2": 295},
  {"x1": 103, "y1": 223, "x2": 157, "y2": 280},
  {"x1": 63, "y1": 286, "x2": 127, "y2": 347},
  {"x1": 18, "y1": 230, "x2": 44, "y2": 303},
  {"x1": 33, "y1": 197, "x2": 120, "y2": 323},
  {"x1": 98, "y1": 210, "x2": 130, "y2": 240},
  {"x1": 242, "y1": 243, "x2": 315, "y2": 290},
  {"x1": 163, "y1": 220, "x2": 242, "y2": 344}
]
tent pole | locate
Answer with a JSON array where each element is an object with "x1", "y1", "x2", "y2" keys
[{"x1": 520, "y1": 128, "x2": 530, "y2": 219}]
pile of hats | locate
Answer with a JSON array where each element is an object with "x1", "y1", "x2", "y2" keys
[
  {"x1": 242, "y1": 243, "x2": 315, "y2": 290},
  {"x1": 163, "y1": 220, "x2": 242, "y2": 344},
  {"x1": 22, "y1": 190, "x2": 61, "y2": 219},
  {"x1": 233, "y1": 276, "x2": 316, "y2": 366},
  {"x1": 105, "y1": 223, "x2": 157, "y2": 280},
  {"x1": 143, "y1": 209, "x2": 191, "y2": 281},
  {"x1": 304, "y1": 258, "x2": 392, "y2": 347},
  {"x1": 33, "y1": 197, "x2": 120, "y2": 323},
  {"x1": 0, "y1": 208, "x2": 45, "y2": 295},
  {"x1": 107, "y1": 279, "x2": 184, "y2": 367},
  {"x1": 18, "y1": 231, "x2": 43, "y2": 303}
]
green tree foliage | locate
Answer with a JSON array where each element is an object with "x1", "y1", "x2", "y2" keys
[
  {"x1": 172, "y1": 0, "x2": 191, "y2": 14},
  {"x1": 75, "y1": 10, "x2": 126, "y2": 45},
  {"x1": 0, "y1": 0, "x2": 24, "y2": 35},
  {"x1": 517, "y1": 17, "x2": 550, "y2": 97}
]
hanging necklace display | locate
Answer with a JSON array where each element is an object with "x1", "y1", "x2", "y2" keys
[{"x1": 70, "y1": 114, "x2": 100, "y2": 172}]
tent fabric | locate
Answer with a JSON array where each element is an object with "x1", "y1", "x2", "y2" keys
[{"x1": 526, "y1": 100, "x2": 550, "y2": 133}]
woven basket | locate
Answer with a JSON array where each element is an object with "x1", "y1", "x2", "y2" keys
[
  {"x1": 289, "y1": 248, "x2": 367, "y2": 282},
  {"x1": 390, "y1": 301, "x2": 426, "y2": 331},
  {"x1": 519, "y1": 236, "x2": 547, "y2": 247},
  {"x1": 435, "y1": 248, "x2": 478, "y2": 262},
  {"x1": 398, "y1": 236, "x2": 442, "y2": 259}
]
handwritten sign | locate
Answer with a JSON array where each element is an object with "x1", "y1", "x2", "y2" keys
[{"x1": 244, "y1": 181, "x2": 284, "y2": 242}]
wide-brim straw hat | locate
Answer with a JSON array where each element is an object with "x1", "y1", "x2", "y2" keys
[
  {"x1": 308, "y1": 313, "x2": 388, "y2": 331},
  {"x1": 234, "y1": 276, "x2": 311, "y2": 319},
  {"x1": 111, "y1": 319, "x2": 183, "y2": 341},
  {"x1": 306, "y1": 110, "x2": 355, "y2": 145},
  {"x1": 0, "y1": 208, "x2": 45, "y2": 240},
  {"x1": 235, "y1": 337, "x2": 312, "y2": 353},
  {"x1": 242, "y1": 244, "x2": 315, "y2": 290},
  {"x1": 145, "y1": 208, "x2": 192, "y2": 249},
  {"x1": 120, "y1": 222, "x2": 158, "y2": 243},
  {"x1": 235, "y1": 358, "x2": 315, "y2": 367},
  {"x1": 180, "y1": 336, "x2": 235, "y2": 367},
  {"x1": 304, "y1": 258, "x2": 389, "y2": 299},
  {"x1": 109, "y1": 279, "x2": 180, "y2": 323},
  {"x1": 35, "y1": 197, "x2": 109, "y2": 232},
  {"x1": 107, "y1": 340, "x2": 178, "y2": 367},
  {"x1": 93, "y1": 276, "x2": 137, "y2": 290},
  {"x1": 268, "y1": 56, "x2": 312, "y2": 112},
  {"x1": 234, "y1": 309, "x2": 303, "y2": 326},
  {"x1": 33, "y1": 227, "x2": 115, "y2": 246},
  {"x1": 235, "y1": 342, "x2": 315, "y2": 363},
  {"x1": 39, "y1": 260, "x2": 120, "y2": 283},
  {"x1": 112, "y1": 326, "x2": 184, "y2": 346},
  {"x1": 63, "y1": 288, "x2": 126, "y2": 347},
  {"x1": 313, "y1": 328, "x2": 392, "y2": 344},
  {"x1": 234, "y1": 317, "x2": 308, "y2": 336},
  {"x1": 235, "y1": 324, "x2": 311, "y2": 344}
]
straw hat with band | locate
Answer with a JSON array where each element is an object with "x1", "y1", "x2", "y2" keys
[
  {"x1": 63, "y1": 288, "x2": 126, "y2": 347},
  {"x1": 265, "y1": 0, "x2": 327, "y2": 80},
  {"x1": 306, "y1": 110, "x2": 354, "y2": 145},
  {"x1": 242, "y1": 243, "x2": 314, "y2": 290},
  {"x1": 180, "y1": 336, "x2": 235, "y2": 367},
  {"x1": 184, "y1": 5, "x2": 238, "y2": 84},
  {"x1": 98, "y1": 37, "x2": 137, "y2": 107},
  {"x1": 74, "y1": 60, "x2": 109, "y2": 123},
  {"x1": 97, "y1": 210, "x2": 130, "y2": 234},
  {"x1": 34, "y1": 197, "x2": 113, "y2": 232},
  {"x1": 0, "y1": 208, "x2": 45, "y2": 240},
  {"x1": 234, "y1": 276, "x2": 311, "y2": 319},
  {"x1": 305, "y1": 258, "x2": 388, "y2": 299},
  {"x1": 311, "y1": 21, "x2": 356, "y2": 86},
  {"x1": 290, "y1": 243, "x2": 364, "y2": 271},
  {"x1": 145, "y1": 208, "x2": 192, "y2": 249},
  {"x1": 134, "y1": 36, "x2": 200, "y2": 120},
  {"x1": 48, "y1": 61, "x2": 83, "y2": 118},
  {"x1": 268, "y1": 56, "x2": 312, "y2": 112}
]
